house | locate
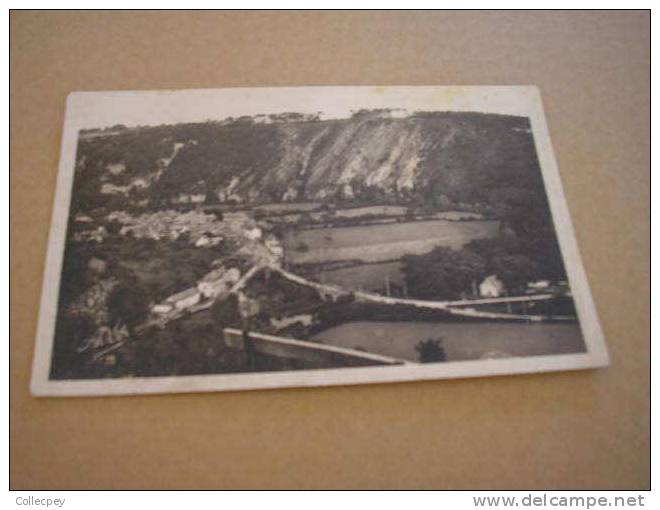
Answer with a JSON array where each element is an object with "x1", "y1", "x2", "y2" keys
[
  {"x1": 198, "y1": 278, "x2": 229, "y2": 299},
  {"x1": 479, "y1": 275, "x2": 505, "y2": 298},
  {"x1": 173, "y1": 193, "x2": 192, "y2": 204},
  {"x1": 244, "y1": 226, "x2": 262, "y2": 241},
  {"x1": 341, "y1": 183, "x2": 355, "y2": 199},
  {"x1": 223, "y1": 267, "x2": 241, "y2": 286},
  {"x1": 195, "y1": 233, "x2": 223, "y2": 247},
  {"x1": 238, "y1": 292, "x2": 261, "y2": 320},
  {"x1": 528, "y1": 280, "x2": 550, "y2": 290},
  {"x1": 282, "y1": 186, "x2": 299, "y2": 201},
  {"x1": 165, "y1": 287, "x2": 201, "y2": 310},
  {"x1": 87, "y1": 256, "x2": 107, "y2": 274},
  {"x1": 107, "y1": 210, "x2": 131, "y2": 222},
  {"x1": 100, "y1": 183, "x2": 129, "y2": 195},
  {"x1": 195, "y1": 236, "x2": 212, "y2": 247},
  {"x1": 106, "y1": 162, "x2": 126, "y2": 175},
  {"x1": 74, "y1": 212, "x2": 93, "y2": 223},
  {"x1": 151, "y1": 303, "x2": 174, "y2": 315},
  {"x1": 197, "y1": 267, "x2": 241, "y2": 299},
  {"x1": 131, "y1": 177, "x2": 148, "y2": 189},
  {"x1": 270, "y1": 314, "x2": 314, "y2": 330},
  {"x1": 74, "y1": 225, "x2": 107, "y2": 243},
  {"x1": 264, "y1": 235, "x2": 284, "y2": 258},
  {"x1": 198, "y1": 268, "x2": 230, "y2": 298},
  {"x1": 173, "y1": 192, "x2": 204, "y2": 204}
]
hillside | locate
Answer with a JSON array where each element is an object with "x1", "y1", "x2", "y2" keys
[{"x1": 72, "y1": 110, "x2": 545, "y2": 214}]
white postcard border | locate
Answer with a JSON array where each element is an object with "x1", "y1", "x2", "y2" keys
[{"x1": 29, "y1": 85, "x2": 609, "y2": 397}]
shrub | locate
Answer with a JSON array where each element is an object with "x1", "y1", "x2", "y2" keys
[{"x1": 415, "y1": 338, "x2": 447, "y2": 363}]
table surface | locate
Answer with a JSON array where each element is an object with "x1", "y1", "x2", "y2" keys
[{"x1": 10, "y1": 11, "x2": 650, "y2": 489}]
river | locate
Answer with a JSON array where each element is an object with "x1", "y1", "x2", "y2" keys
[{"x1": 312, "y1": 321, "x2": 585, "y2": 362}]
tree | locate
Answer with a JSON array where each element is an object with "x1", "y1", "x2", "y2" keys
[
  {"x1": 177, "y1": 231, "x2": 191, "y2": 244},
  {"x1": 415, "y1": 338, "x2": 447, "y2": 363},
  {"x1": 490, "y1": 254, "x2": 538, "y2": 289},
  {"x1": 106, "y1": 220, "x2": 122, "y2": 235},
  {"x1": 107, "y1": 284, "x2": 149, "y2": 330},
  {"x1": 402, "y1": 247, "x2": 486, "y2": 300},
  {"x1": 50, "y1": 314, "x2": 98, "y2": 379},
  {"x1": 437, "y1": 194, "x2": 453, "y2": 211},
  {"x1": 211, "y1": 294, "x2": 241, "y2": 329}
]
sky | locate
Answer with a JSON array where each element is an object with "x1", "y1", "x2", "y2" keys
[{"x1": 66, "y1": 86, "x2": 540, "y2": 130}]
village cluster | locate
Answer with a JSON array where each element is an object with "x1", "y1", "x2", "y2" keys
[
  {"x1": 73, "y1": 207, "x2": 280, "y2": 248},
  {"x1": 150, "y1": 265, "x2": 243, "y2": 317},
  {"x1": 71, "y1": 206, "x2": 286, "y2": 325}
]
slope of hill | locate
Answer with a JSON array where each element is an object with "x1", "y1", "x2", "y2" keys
[{"x1": 72, "y1": 110, "x2": 544, "y2": 214}]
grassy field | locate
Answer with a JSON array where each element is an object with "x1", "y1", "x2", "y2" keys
[
  {"x1": 332, "y1": 205, "x2": 409, "y2": 218},
  {"x1": 284, "y1": 219, "x2": 500, "y2": 264},
  {"x1": 316, "y1": 261, "x2": 404, "y2": 292}
]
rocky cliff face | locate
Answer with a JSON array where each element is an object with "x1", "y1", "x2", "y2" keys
[{"x1": 74, "y1": 111, "x2": 543, "y2": 209}]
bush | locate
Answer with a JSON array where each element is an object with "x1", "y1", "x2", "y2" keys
[
  {"x1": 402, "y1": 247, "x2": 486, "y2": 300},
  {"x1": 107, "y1": 284, "x2": 149, "y2": 329},
  {"x1": 415, "y1": 338, "x2": 447, "y2": 363}
]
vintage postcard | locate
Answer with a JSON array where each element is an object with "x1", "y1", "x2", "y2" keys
[{"x1": 31, "y1": 86, "x2": 608, "y2": 396}]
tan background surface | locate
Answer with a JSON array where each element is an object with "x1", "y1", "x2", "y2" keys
[{"x1": 10, "y1": 11, "x2": 650, "y2": 489}]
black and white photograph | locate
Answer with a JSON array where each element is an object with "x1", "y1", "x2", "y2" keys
[{"x1": 30, "y1": 86, "x2": 608, "y2": 396}]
